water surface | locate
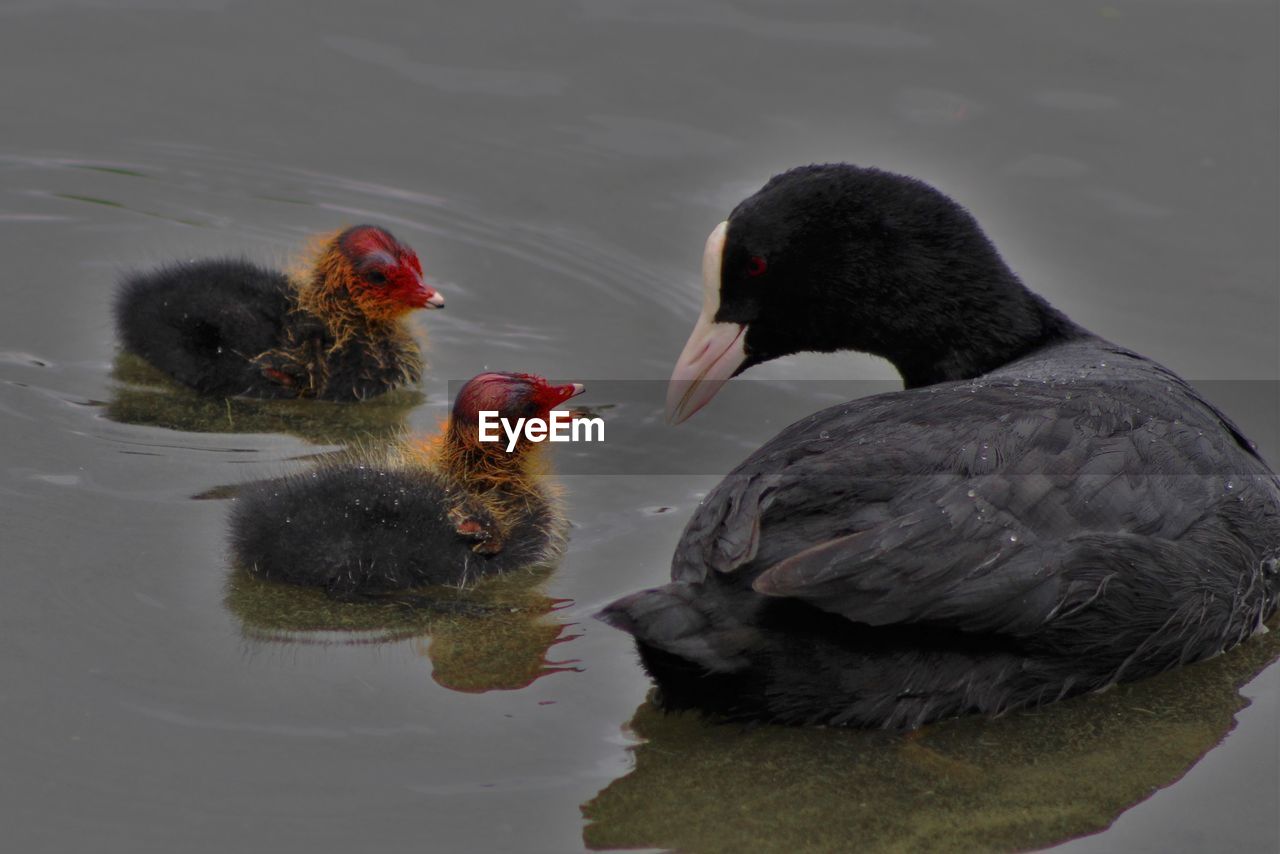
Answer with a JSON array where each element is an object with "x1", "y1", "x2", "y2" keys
[{"x1": 1, "y1": 2, "x2": 1276, "y2": 852}]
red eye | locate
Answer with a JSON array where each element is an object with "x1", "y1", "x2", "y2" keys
[{"x1": 746, "y1": 256, "x2": 768, "y2": 278}]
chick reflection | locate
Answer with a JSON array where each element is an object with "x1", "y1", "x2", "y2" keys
[
  {"x1": 226, "y1": 565, "x2": 581, "y2": 693},
  {"x1": 106, "y1": 353, "x2": 421, "y2": 444},
  {"x1": 583, "y1": 621, "x2": 1279, "y2": 853}
]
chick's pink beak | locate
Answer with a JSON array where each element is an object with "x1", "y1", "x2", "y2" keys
[
  {"x1": 408, "y1": 279, "x2": 444, "y2": 309},
  {"x1": 544, "y1": 382, "x2": 586, "y2": 407}
]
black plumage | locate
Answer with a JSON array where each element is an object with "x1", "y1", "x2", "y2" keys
[
  {"x1": 230, "y1": 464, "x2": 563, "y2": 598},
  {"x1": 600, "y1": 164, "x2": 1280, "y2": 729}
]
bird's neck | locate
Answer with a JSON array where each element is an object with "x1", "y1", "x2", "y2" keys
[
  {"x1": 881, "y1": 277, "x2": 1085, "y2": 388},
  {"x1": 419, "y1": 423, "x2": 549, "y2": 499}
]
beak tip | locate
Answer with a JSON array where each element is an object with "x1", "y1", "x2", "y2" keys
[{"x1": 664, "y1": 322, "x2": 746, "y2": 427}]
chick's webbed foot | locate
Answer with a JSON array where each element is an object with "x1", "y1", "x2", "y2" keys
[
  {"x1": 253, "y1": 345, "x2": 322, "y2": 397},
  {"x1": 448, "y1": 504, "x2": 505, "y2": 555},
  {"x1": 254, "y1": 352, "x2": 305, "y2": 392}
]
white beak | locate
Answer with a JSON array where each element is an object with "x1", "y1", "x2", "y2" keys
[{"x1": 664, "y1": 221, "x2": 749, "y2": 425}]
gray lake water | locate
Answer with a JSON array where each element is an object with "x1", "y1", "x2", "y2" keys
[{"x1": 1, "y1": 2, "x2": 1276, "y2": 852}]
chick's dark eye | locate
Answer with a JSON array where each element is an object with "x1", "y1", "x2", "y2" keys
[
  {"x1": 746, "y1": 256, "x2": 768, "y2": 278},
  {"x1": 365, "y1": 270, "x2": 387, "y2": 286}
]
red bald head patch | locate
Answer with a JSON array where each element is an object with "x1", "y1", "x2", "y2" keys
[
  {"x1": 334, "y1": 225, "x2": 442, "y2": 312},
  {"x1": 452, "y1": 372, "x2": 585, "y2": 425}
]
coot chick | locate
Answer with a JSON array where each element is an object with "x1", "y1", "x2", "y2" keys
[
  {"x1": 601, "y1": 164, "x2": 1280, "y2": 729},
  {"x1": 115, "y1": 225, "x2": 444, "y2": 401},
  {"x1": 230, "y1": 372, "x2": 584, "y2": 601}
]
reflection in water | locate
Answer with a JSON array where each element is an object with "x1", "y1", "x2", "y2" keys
[
  {"x1": 106, "y1": 353, "x2": 421, "y2": 444},
  {"x1": 583, "y1": 623, "x2": 1279, "y2": 853},
  {"x1": 225, "y1": 565, "x2": 580, "y2": 693}
]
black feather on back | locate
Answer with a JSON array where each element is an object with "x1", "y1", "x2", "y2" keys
[
  {"x1": 115, "y1": 259, "x2": 292, "y2": 397},
  {"x1": 228, "y1": 464, "x2": 561, "y2": 595}
]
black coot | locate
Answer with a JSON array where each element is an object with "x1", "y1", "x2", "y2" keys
[
  {"x1": 115, "y1": 225, "x2": 444, "y2": 401},
  {"x1": 601, "y1": 164, "x2": 1280, "y2": 729}
]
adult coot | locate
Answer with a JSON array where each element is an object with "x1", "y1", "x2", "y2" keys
[
  {"x1": 600, "y1": 164, "x2": 1280, "y2": 729},
  {"x1": 115, "y1": 225, "x2": 443, "y2": 401},
  {"x1": 230, "y1": 372, "x2": 583, "y2": 601}
]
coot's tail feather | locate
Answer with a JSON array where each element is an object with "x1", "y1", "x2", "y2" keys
[{"x1": 598, "y1": 583, "x2": 760, "y2": 674}]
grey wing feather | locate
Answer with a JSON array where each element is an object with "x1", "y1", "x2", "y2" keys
[{"x1": 674, "y1": 370, "x2": 1257, "y2": 637}]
